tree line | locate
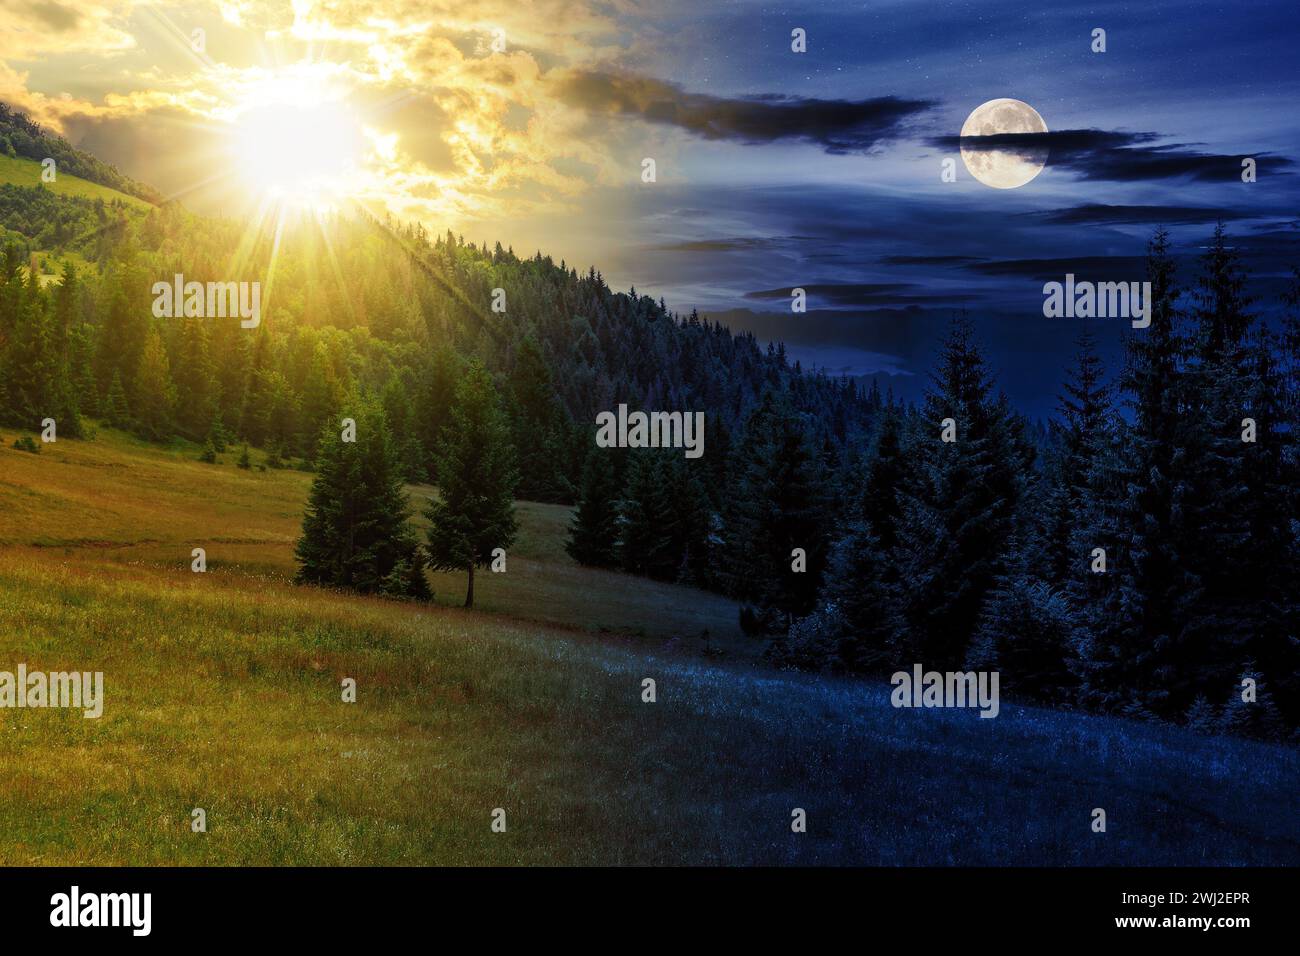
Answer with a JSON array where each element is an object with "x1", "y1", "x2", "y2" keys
[
  {"x1": 0, "y1": 178, "x2": 864, "y2": 603},
  {"x1": 565, "y1": 226, "x2": 1297, "y2": 740},
  {"x1": 1, "y1": 164, "x2": 1293, "y2": 740}
]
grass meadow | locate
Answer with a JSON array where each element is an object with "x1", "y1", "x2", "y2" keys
[
  {"x1": 0, "y1": 154, "x2": 154, "y2": 210},
  {"x1": 0, "y1": 426, "x2": 1297, "y2": 864}
]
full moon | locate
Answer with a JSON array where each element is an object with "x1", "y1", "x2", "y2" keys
[{"x1": 960, "y1": 98, "x2": 1048, "y2": 189}]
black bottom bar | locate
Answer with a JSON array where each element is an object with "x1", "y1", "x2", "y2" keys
[{"x1": 0, "y1": 866, "x2": 1286, "y2": 942}]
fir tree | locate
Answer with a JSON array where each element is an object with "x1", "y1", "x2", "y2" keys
[
  {"x1": 414, "y1": 343, "x2": 462, "y2": 481},
  {"x1": 566, "y1": 440, "x2": 621, "y2": 567},
  {"x1": 1041, "y1": 332, "x2": 1109, "y2": 589},
  {"x1": 1072, "y1": 228, "x2": 1194, "y2": 715},
  {"x1": 508, "y1": 336, "x2": 573, "y2": 503},
  {"x1": 132, "y1": 327, "x2": 175, "y2": 440},
  {"x1": 295, "y1": 403, "x2": 430, "y2": 598},
  {"x1": 93, "y1": 260, "x2": 148, "y2": 402},
  {"x1": 723, "y1": 389, "x2": 831, "y2": 627},
  {"x1": 817, "y1": 519, "x2": 901, "y2": 672},
  {"x1": 424, "y1": 361, "x2": 518, "y2": 607},
  {"x1": 968, "y1": 576, "x2": 1077, "y2": 704},
  {"x1": 859, "y1": 403, "x2": 907, "y2": 555},
  {"x1": 663, "y1": 453, "x2": 715, "y2": 588},
  {"x1": 806, "y1": 404, "x2": 908, "y2": 673},
  {"x1": 173, "y1": 317, "x2": 218, "y2": 441},
  {"x1": 1221, "y1": 664, "x2": 1285, "y2": 741},
  {"x1": 300, "y1": 342, "x2": 345, "y2": 458},
  {"x1": 892, "y1": 318, "x2": 1032, "y2": 668},
  {"x1": 103, "y1": 370, "x2": 131, "y2": 428},
  {"x1": 619, "y1": 449, "x2": 676, "y2": 579}
]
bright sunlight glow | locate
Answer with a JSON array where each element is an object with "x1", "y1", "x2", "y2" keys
[{"x1": 229, "y1": 81, "x2": 366, "y2": 208}]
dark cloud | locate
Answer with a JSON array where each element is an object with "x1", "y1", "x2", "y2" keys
[
  {"x1": 747, "y1": 282, "x2": 909, "y2": 300},
  {"x1": 963, "y1": 255, "x2": 1148, "y2": 282},
  {"x1": 881, "y1": 255, "x2": 988, "y2": 266},
  {"x1": 1035, "y1": 204, "x2": 1247, "y2": 226},
  {"x1": 27, "y1": 2, "x2": 80, "y2": 32},
  {"x1": 60, "y1": 107, "x2": 222, "y2": 203},
  {"x1": 354, "y1": 90, "x2": 456, "y2": 172},
  {"x1": 930, "y1": 129, "x2": 1294, "y2": 183},
  {"x1": 555, "y1": 71, "x2": 934, "y2": 153},
  {"x1": 652, "y1": 236, "x2": 815, "y2": 253},
  {"x1": 746, "y1": 282, "x2": 981, "y2": 307}
]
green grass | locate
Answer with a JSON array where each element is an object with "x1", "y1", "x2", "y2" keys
[
  {"x1": 0, "y1": 153, "x2": 153, "y2": 210},
  {"x1": 0, "y1": 425, "x2": 743, "y2": 650},
  {"x1": 0, "y1": 426, "x2": 1296, "y2": 865}
]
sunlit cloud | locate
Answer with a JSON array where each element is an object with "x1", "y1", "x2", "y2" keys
[{"x1": 0, "y1": 0, "x2": 662, "y2": 230}]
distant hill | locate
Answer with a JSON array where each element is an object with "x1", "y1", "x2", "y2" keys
[
  {"x1": 0, "y1": 102, "x2": 160, "y2": 205},
  {"x1": 0, "y1": 153, "x2": 152, "y2": 209}
]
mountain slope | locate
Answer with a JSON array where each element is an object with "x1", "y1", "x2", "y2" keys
[
  {"x1": 0, "y1": 103, "x2": 161, "y2": 204},
  {"x1": 0, "y1": 153, "x2": 153, "y2": 210},
  {"x1": 1, "y1": 426, "x2": 1296, "y2": 865}
]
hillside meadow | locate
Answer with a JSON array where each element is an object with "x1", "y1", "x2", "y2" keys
[
  {"x1": 0, "y1": 426, "x2": 1297, "y2": 865},
  {"x1": 0, "y1": 154, "x2": 154, "y2": 210}
]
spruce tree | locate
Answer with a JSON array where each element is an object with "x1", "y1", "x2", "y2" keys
[
  {"x1": 424, "y1": 361, "x2": 518, "y2": 607},
  {"x1": 1042, "y1": 332, "x2": 1109, "y2": 589},
  {"x1": 93, "y1": 260, "x2": 148, "y2": 402},
  {"x1": 1073, "y1": 228, "x2": 1192, "y2": 716},
  {"x1": 891, "y1": 318, "x2": 1032, "y2": 668},
  {"x1": 812, "y1": 404, "x2": 908, "y2": 672},
  {"x1": 1221, "y1": 664, "x2": 1285, "y2": 741},
  {"x1": 300, "y1": 342, "x2": 345, "y2": 459},
  {"x1": 1184, "y1": 227, "x2": 1297, "y2": 725},
  {"x1": 664, "y1": 453, "x2": 715, "y2": 588},
  {"x1": 723, "y1": 389, "x2": 831, "y2": 627},
  {"x1": 295, "y1": 403, "x2": 430, "y2": 598},
  {"x1": 132, "y1": 326, "x2": 175, "y2": 440},
  {"x1": 414, "y1": 343, "x2": 462, "y2": 480},
  {"x1": 1, "y1": 273, "x2": 78, "y2": 433},
  {"x1": 376, "y1": 374, "x2": 425, "y2": 483},
  {"x1": 968, "y1": 575, "x2": 1077, "y2": 703},
  {"x1": 566, "y1": 441, "x2": 621, "y2": 567},
  {"x1": 103, "y1": 370, "x2": 131, "y2": 428},
  {"x1": 859, "y1": 403, "x2": 906, "y2": 555},
  {"x1": 619, "y1": 449, "x2": 676, "y2": 579},
  {"x1": 509, "y1": 336, "x2": 573, "y2": 503},
  {"x1": 174, "y1": 317, "x2": 218, "y2": 441}
]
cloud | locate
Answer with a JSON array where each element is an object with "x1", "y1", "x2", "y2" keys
[
  {"x1": 745, "y1": 282, "x2": 981, "y2": 308},
  {"x1": 553, "y1": 70, "x2": 934, "y2": 153},
  {"x1": 931, "y1": 128, "x2": 1295, "y2": 183},
  {"x1": 652, "y1": 236, "x2": 816, "y2": 253},
  {"x1": 1035, "y1": 204, "x2": 1248, "y2": 226},
  {"x1": 963, "y1": 256, "x2": 1148, "y2": 281},
  {"x1": 28, "y1": 2, "x2": 82, "y2": 32},
  {"x1": 0, "y1": 0, "x2": 646, "y2": 224},
  {"x1": 881, "y1": 255, "x2": 988, "y2": 266},
  {"x1": 0, "y1": 2, "x2": 135, "y2": 59}
]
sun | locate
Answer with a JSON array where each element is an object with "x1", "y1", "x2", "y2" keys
[{"x1": 227, "y1": 78, "x2": 366, "y2": 208}]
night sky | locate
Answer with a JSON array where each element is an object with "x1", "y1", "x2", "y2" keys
[{"x1": 568, "y1": 0, "x2": 1300, "y2": 419}]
